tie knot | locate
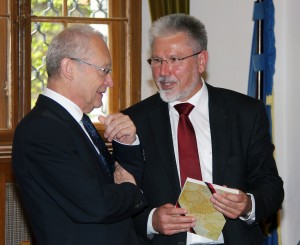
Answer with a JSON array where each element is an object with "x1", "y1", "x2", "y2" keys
[
  {"x1": 174, "y1": 103, "x2": 194, "y2": 116},
  {"x1": 82, "y1": 114, "x2": 92, "y2": 125}
]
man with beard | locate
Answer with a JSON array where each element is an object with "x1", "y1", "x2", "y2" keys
[{"x1": 123, "y1": 14, "x2": 284, "y2": 245}]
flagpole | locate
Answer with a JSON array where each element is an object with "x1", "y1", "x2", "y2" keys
[{"x1": 256, "y1": 0, "x2": 263, "y2": 100}]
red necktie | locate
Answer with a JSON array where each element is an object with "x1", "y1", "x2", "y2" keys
[{"x1": 174, "y1": 103, "x2": 202, "y2": 187}]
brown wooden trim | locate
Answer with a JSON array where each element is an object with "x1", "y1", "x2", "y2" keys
[
  {"x1": 0, "y1": 146, "x2": 12, "y2": 157},
  {"x1": 0, "y1": 18, "x2": 8, "y2": 129},
  {"x1": 0, "y1": 157, "x2": 13, "y2": 183},
  {"x1": 108, "y1": 0, "x2": 142, "y2": 112},
  {"x1": 0, "y1": 0, "x2": 20, "y2": 146},
  {"x1": 109, "y1": 0, "x2": 125, "y2": 113},
  {"x1": 0, "y1": 0, "x2": 7, "y2": 15},
  {"x1": 11, "y1": 0, "x2": 20, "y2": 126},
  {"x1": 31, "y1": 16, "x2": 128, "y2": 23},
  {"x1": 21, "y1": 0, "x2": 33, "y2": 117},
  {"x1": 127, "y1": 0, "x2": 141, "y2": 106}
]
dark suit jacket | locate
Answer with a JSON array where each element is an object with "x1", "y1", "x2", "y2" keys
[
  {"x1": 123, "y1": 84, "x2": 284, "y2": 245},
  {"x1": 12, "y1": 95, "x2": 147, "y2": 245}
]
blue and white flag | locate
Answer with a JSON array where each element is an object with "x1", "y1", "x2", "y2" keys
[
  {"x1": 248, "y1": 0, "x2": 275, "y2": 136},
  {"x1": 247, "y1": 0, "x2": 280, "y2": 244}
]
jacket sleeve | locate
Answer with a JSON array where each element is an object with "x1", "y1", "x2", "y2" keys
[{"x1": 112, "y1": 140, "x2": 145, "y2": 188}]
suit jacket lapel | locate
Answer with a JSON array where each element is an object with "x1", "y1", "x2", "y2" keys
[
  {"x1": 148, "y1": 99, "x2": 181, "y2": 197},
  {"x1": 36, "y1": 95, "x2": 113, "y2": 182},
  {"x1": 207, "y1": 84, "x2": 231, "y2": 185}
]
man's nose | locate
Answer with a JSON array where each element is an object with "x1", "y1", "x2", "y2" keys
[
  {"x1": 104, "y1": 73, "x2": 113, "y2": 87},
  {"x1": 159, "y1": 60, "x2": 172, "y2": 75}
]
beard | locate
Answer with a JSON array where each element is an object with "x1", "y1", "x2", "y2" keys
[{"x1": 156, "y1": 75, "x2": 198, "y2": 103}]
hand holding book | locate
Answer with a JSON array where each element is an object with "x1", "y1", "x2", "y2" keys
[{"x1": 178, "y1": 178, "x2": 239, "y2": 240}]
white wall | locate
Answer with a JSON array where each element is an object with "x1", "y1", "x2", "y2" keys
[
  {"x1": 141, "y1": 1, "x2": 300, "y2": 244},
  {"x1": 275, "y1": 1, "x2": 300, "y2": 244},
  {"x1": 141, "y1": 1, "x2": 253, "y2": 97}
]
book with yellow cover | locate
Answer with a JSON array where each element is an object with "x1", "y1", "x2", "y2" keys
[{"x1": 178, "y1": 177, "x2": 239, "y2": 240}]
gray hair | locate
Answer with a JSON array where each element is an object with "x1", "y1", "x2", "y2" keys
[
  {"x1": 149, "y1": 13, "x2": 207, "y2": 52},
  {"x1": 46, "y1": 25, "x2": 104, "y2": 79}
]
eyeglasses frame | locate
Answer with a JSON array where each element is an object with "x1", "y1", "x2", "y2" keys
[
  {"x1": 147, "y1": 51, "x2": 202, "y2": 67},
  {"x1": 69, "y1": 57, "x2": 112, "y2": 75}
]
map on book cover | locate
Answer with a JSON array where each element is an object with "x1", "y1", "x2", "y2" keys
[{"x1": 178, "y1": 177, "x2": 239, "y2": 240}]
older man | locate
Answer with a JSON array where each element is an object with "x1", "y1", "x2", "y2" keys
[{"x1": 12, "y1": 25, "x2": 146, "y2": 245}]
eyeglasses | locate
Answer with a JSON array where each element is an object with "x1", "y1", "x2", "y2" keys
[
  {"x1": 147, "y1": 51, "x2": 202, "y2": 68},
  {"x1": 69, "y1": 57, "x2": 112, "y2": 75}
]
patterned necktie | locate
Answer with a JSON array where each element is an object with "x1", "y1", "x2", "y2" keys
[
  {"x1": 81, "y1": 114, "x2": 114, "y2": 177},
  {"x1": 174, "y1": 103, "x2": 202, "y2": 187}
]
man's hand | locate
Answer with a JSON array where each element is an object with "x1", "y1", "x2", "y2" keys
[
  {"x1": 211, "y1": 190, "x2": 252, "y2": 219},
  {"x1": 114, "y1": 162, "x2": 136, "y2": 185},
  {"x1": 99, "y1": 113, "x2": 136, "y2": 144},
  {"x1": 152, "y1": 204, "x2": 196, "y2": 235}
]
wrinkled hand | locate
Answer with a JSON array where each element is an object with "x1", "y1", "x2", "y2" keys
[
  {"x1": 152, "y1": 203, "x2": 196, "y2": 235},
  {"x1": 99, "y1": 113, "x2": 136, "y2": 144},
  {"x1": 114, "y1": 162, "x2": 136, "y2": 185},
  {"x1": 211, "y1": 189, "x2": 252, "y2": 219}
]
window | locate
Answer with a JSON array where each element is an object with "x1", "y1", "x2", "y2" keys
[{"x1": 0, "y1": 0, "x2": 141, "y2": 167}]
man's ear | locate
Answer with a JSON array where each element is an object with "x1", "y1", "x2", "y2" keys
[
  {"x1": 197, "y1": 50, "x2": 208, "y2": 74},
  {"x1": 60, "y1": 58, "x2": 73, "y2": 80}
]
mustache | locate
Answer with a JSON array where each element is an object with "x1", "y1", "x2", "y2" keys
[{"x1": 157, "y1": 76, "x2": 179, "y2": 84}]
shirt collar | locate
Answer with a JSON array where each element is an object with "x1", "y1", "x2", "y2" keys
[{"x1": 43, "y1": 88, "x2": 83, "y2": 123}]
